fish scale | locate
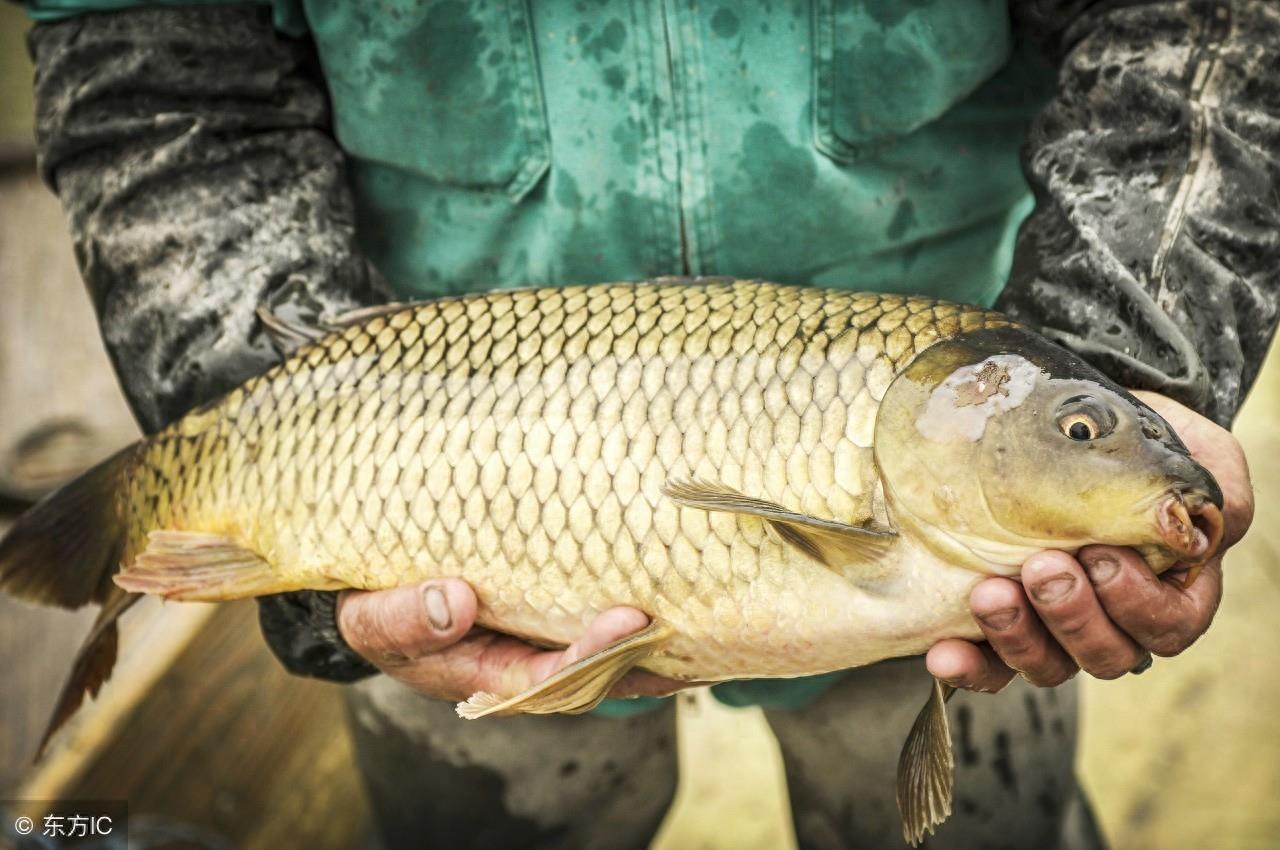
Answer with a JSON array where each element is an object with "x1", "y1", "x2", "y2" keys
[{"x1": 119, "y1": 279, "x2": 1006, "y2": 678}]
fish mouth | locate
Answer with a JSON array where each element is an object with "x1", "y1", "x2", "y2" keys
[{"x1": 1156, "y1": 490, "x2": 1225, "y2": 567}]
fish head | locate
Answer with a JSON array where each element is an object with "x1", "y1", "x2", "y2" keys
[{"x1": 874, "y1": 327, "x2": 1223, "y2": 574}]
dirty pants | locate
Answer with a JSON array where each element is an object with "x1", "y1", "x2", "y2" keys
[{"x1": 345, "y1": 657, "x2": 1106, "y2": 850}]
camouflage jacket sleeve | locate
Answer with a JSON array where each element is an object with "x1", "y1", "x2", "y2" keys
[
  {"x1": 999, "y1": 0, "x2": 1280, "y2": 427},
  {"x1": 30, "y1": 5, "x2": 382, "y2": 682}
]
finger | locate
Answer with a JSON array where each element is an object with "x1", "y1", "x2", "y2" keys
[
  {"x1": 336, "y1": 579, "x2": 477, "y2": 664},
  {"x1": 1079, "y1": 545, "x2": 1224, "y2": 657},
  {"x1": 969, "y1": 576, "x2": 1078, "y2": 687},
  {"x1": 926, "y1": 639, "x2": 1016, "y2": 693},
  {"x1": 1021, "y1": 550, "x2": 1148, "y2": 679}
]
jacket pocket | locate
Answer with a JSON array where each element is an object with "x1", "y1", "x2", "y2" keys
[
  {"x1": 812, "y1": 0, "x2": 1012, "y2": 162},
  {"x1": 311, "y1": 0, "x2": 550, "y2": 200}
]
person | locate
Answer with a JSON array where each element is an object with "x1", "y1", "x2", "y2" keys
[{"x1": 24, "y1": 1, "x2": 1271, "y2": 847}]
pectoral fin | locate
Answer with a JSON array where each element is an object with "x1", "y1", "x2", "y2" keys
[
  {"x1": 662, "y1": 478, "x2": 897, "y2": 566},
  {"x1": 113, "y1": 531, "x2": 295, "y2": 601},
  {"x1": 457, "y1": 619, "x2": 673, "y2": 719},
  {"x1": 897, "y1": 678, "x2": 957, "y2": 847}
]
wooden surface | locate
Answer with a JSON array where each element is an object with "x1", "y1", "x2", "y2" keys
[
  {"x1": 53, "y1": 601, "x2": 370, "y2": 850},
  {"x1": 0, "y1": 593, "x2": 94, "y2": 792}
]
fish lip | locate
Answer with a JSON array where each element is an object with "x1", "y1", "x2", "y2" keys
[{"x1": 1156, "y1": 490, "x2": 1225, "y2": 566}]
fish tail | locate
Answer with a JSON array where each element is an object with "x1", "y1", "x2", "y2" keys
[
  {"x1": 0, "y1": 443, "x2": 142, "y2": 757},
  {"x1": 0, "y1": 443, "x2": 139, "y2": 608}
]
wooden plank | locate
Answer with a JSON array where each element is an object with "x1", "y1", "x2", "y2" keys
[
  {"x1": 0, "y1": 592, "x2": 94, "y2": 793},
  {"x1": 38, "y1": 601, "x2": 371, "y2": 850},
  {"x1": 14, "y1": 600, "x2": 218, "y2": 804}
]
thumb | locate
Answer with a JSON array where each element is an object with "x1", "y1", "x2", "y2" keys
[{"x1": 337, "y1": 579, "x2": 477, "y2": 666}]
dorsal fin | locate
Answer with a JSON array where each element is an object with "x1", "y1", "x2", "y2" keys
[
  {"x1": 662, "y1": 478, "x2": 897, "y2": 566},
  {"x1": 256, "y1": 305, "x2": 327, "y2": 356},
  {"x1": 256, "y1": 302, "x2": 414, "y2": 357},
  {"x1": 324, "y1": 302, "x2": 413, "y2": 328}
]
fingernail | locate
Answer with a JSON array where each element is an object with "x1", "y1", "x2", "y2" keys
[
  {"x1": 939, "y1": 676, "x2": 965, "y2": 689},
  {"x1": 977, "y1": 607, "x2": 1019, "y2": 631},
  {"x1": 1031, "y1": 575, "x2": 1076, "y2": 604},
  {"x1": 1084, "y1": 555, "x2": 1120, "y2": 586},
  {"x1": 424, "y1": 585, "x2": 451, "y2": 631}
]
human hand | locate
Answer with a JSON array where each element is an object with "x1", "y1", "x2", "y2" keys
[
  {"x1": 337, "y1": 579, "x2": 688, "y2": 702},
  {"x1": 926, "y1": 391, "x2": 1254, "y2": 692}
]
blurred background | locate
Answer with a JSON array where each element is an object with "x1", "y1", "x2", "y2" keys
[{"x1": 1, "y1": 5, "x2": 1277, "y2": 848}]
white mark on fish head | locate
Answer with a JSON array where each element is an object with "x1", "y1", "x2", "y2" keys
[{"x1": 915, "y1": 355, "x2": 1041, "y2": 444}]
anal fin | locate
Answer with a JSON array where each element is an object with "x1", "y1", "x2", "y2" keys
[
  {"x1": 457, "y1": 619, "x2": 673, "y2": 719},
  {"x1": 897, "y1": 678, "x2": 957, "y2": 846},
  {"x1": 113, "y1": 531, "x2": 286, "y2": 601}
]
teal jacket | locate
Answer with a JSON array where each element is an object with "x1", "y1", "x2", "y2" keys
[
  {"x1": 301, "y1": 0, "x2": 1050, "y2": 307},
  {"x1": 30, "y1": 0, "x2": 1050, "y2": 307},
  {"x1": 26, "y1": 0, "x2": 1055, "y2": 711}
]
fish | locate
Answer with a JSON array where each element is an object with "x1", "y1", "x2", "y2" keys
[{"x1": 0, "y1": 278, "x2": 1224, "y2": 844}]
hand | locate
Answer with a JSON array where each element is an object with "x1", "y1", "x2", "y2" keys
[
  {"x1": 337, "y1": 579, "x2": 688, "y2": 702},
  {"x1": 927, "y1": 391, "x2": 1255, "y2": 692}
]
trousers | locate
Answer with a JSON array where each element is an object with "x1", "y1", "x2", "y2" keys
[{"x1": 345, "y1": 656, "x2": 1106, "y2": 850}]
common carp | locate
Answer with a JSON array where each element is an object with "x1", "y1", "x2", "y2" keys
[{"x1": 0, "y1": 278, "x2": 1224, "y2": 844}]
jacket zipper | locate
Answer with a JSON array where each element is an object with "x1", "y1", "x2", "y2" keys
[{"x1": 658, "y1": 0, "x2": 692, "y2": 276}]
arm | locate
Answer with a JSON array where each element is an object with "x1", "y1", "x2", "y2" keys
[
  {"x1": 936, "y1": 0, "x2": 1273, "y2": 690},
  {"x1": 997, "y1": 0, "x2": 1280, "y2": 427}
]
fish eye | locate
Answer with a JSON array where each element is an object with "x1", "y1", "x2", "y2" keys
[
  {"x1": 1061, "y1": 414, "x2": 1098, "y2": 441},
  {"x1": 1056, "y1": 396, "x2": 1115, "y2": 442}
]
